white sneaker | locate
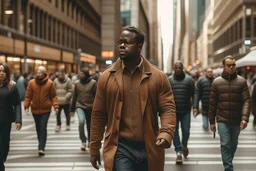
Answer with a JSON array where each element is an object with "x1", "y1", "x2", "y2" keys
[
  {"x1": 81, "y1": 143, "x2": 86, "y2": 151},
  {"x1": 38, "y1": 150, "x2": 45, "y2": 156},
  {"x1": 66, "y1": 125, "x2": 70, "y2": 131},
  {"x1": 55, "y1": 125, "x2": 61, "y2": 132},
  {"x1": 176, "y1": 152, "x2": 183, "y2": 164},
  {"x1": 70, "y1": 116, "x2": 75, "y2": 123}
]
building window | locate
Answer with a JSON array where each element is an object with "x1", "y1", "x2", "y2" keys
[
  {"x1": 35, "y1": 8, "x2": 38, "y2": 37},
  {"x1": 55, "y1": 0, "x2": 58, "y2": 8},
  {"x1": 80, "y1": 13, "x2": 83, "y2": 26},
  {"x1": 53, "y1": 19, "x2": 56, "y2": 43},
  {"x1": 48, "y1": 17, "x2": 52, "y2": 41},
  {"x1": 40, "y1": 11, "x2": 43, "y2": 38},
  {"x1": 76, "y1": 9, "x2": 79, "y2": 23},
  {"x1": 62, "y1": 24, "x2": 65, "y2": 46},
  {"x1": 29, "y1": 5, "x2": 33, "y2": 35},
  {"x1": 61, "y1": 0, "x2": 65, "y2": 12},
  {"x1": 71, "y1": 4, "x2": 74, "y2": 19},
  {"x1": 67, "y1": 27, "x2": 70, "y2": 47},
  {"x1": 67, "y1": 1, "x2": 70, "y2": 16},
  {"x1": 57, "y1": 22, "x2": 60, "y2": 44},
  {"x1": 246, "y1": 17, "x2": 251, "y2": 38},
  {"x1": 44, "y1": 13, "x2": 47, "y2": 40}
]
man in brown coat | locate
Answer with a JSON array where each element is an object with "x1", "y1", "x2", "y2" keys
[
  {"x1": 90, "y1": 26, "x2": 176, "y2": 171},
  {"x1": 209, "y1": 56, "x2": 251, "y2": 171}
]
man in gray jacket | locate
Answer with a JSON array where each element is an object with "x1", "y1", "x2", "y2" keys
[
  {"x1": 53, "y1": 69, "x2": 73, "y2": 132},
  {"x1": 70, "y1": 69, "x2": 97, "y2": 151}
]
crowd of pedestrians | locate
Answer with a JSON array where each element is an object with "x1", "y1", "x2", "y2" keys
[{"x1": 0, "y1": 26, "x2": 255, "y2": 171}]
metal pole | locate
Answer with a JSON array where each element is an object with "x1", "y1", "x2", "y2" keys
[
  {"x1": 22, "y1": 0, "x2": 29, "y2": 73},
  {"x1": 77, "y1": 48, "x2": 81, "y2": 73}
]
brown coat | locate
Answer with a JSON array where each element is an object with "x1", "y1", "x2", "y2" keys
[
  {"x1": 209, "y1": 71, "x2": 251, "y2": 125},
  {"x1": 90, "y1": 57, "x2": 176, "y2": 171},
  {"x1": 24, "y1": 75, "x2": 59, "y2": 114},
  {"x1": 252, "y1": 84, "x2": 256, "y2": 116}
]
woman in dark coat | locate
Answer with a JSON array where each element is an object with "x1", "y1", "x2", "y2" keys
[{"x1": 0, "y1": 63, "x2": 22, "y2": 171}]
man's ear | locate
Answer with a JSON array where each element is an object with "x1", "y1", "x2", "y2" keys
[{"x1": 138, "y1": 43, "x2": 143, "y2": 51}]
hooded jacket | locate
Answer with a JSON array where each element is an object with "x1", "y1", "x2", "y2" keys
[
  {"x1": 24, "y1": 74, "x2": 59, "y2": 114},
  {"x1": 53, "y1": 76, "x2": 73, "y2": 105}
]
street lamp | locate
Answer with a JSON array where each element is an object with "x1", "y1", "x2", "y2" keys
[{"x1": 5, "y1": 10, "x2": 13, "y2": 15}]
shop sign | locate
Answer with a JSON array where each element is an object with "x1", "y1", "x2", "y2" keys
[{"x1": 34, "y1": 45, "x2": 40, "y2": 53}]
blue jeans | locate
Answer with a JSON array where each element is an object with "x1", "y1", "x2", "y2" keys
[
  {"x1": 76, "y1": 108, "x2": 91, "y2": 143},
  {"x1": 32, "y1": 113, "x2": 50, "y2": 151},
  {"x1": 202, "y1": 115, "x2": 209, "y2": 131},
  {"x1": 173, "y1": 112, "x2": 191, "y2": 153},
  {"x1": 114, "y1": 139, "x2": 148, "y2": 171},
  {"x1": 218, "y1": 122, "x2": 240, "y2": 171}
]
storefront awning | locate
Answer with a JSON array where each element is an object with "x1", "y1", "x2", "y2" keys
[{"x1": 236, "y1": 46, "x2": 256, "y2": 68}]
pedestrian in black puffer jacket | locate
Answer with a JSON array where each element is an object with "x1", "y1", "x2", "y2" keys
[
  {"x1": 0, "y1": 63, "x2": 22, "y2": 171},
  {"x1": 168, "y1": 71, "x2": 195, "y2": 113},
  {"x1": 168, "y1": 61, "x2": 194, "y2": 163},
  {"x1": 193, "y1": 68, "x2": 214, "y2": 131}
]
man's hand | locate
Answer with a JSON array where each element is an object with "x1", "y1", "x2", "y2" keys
[
  {"x1": 90, "y1": 155, "x2": 101, "y2": 170},
  {"x1": 55, "y1": 108, "x2": 59, "y2": 114},
  {"x1": 16, "y1": 123, "x2": 22, "y2": 130},
  {"x1": 156, "y1": 138, "x2": 170, "y2": 148},
  {"x1": 193, "y1": 108, "x2": 199, "y2": 118},
  {"x1": 210, "y1": 124, "x2": 216, "y2": 132},
  {"x1": 240, "y1": 120, "x2": 247, "y2": 130},
  {"x1": 70, "y1": 112, "x2": 75, "y2": 117},
  {"x1": 25, "y1": 108, "x2": 30, "y2": 115}
]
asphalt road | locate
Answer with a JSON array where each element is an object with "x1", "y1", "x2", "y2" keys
[{"x1": 5, "y1": 110, "x2": 256, "y2": 171}]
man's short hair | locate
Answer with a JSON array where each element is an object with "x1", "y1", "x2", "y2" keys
[
  {"x1": 122, "y1": 25, "x2": 145, "y2": 44},
  {"x1": 222, "y1": 55, "x2": 235, "y2": 65}
]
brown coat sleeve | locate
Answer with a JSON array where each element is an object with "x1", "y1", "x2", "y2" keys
[
  {"x1": 251, "y1": 84, "x2": 256, "y2": 115},
  {"x1": 157, "y1": 73, "x2": 176, "y2": 147},
  {"x1": 241, "y1": 81, "x2": 251, "y2": 122},
  {"x1": 90, "y1": 74, "x2": 108, "y2": 155},
  {"x1": 24, "y1": 80, "x2": 32, "y2": 109},
  {"x1": 49, "y1": 82, "x2": 59, "y2": 109}
]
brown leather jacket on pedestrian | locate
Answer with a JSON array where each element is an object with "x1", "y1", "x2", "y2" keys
[
  {"x1": 90, "y1": 56, "x2": 176, "y2": 171},
  {"x1": 252, "y1": 84, "x2": 256, "y2": 116},
  {"x1": 24, "y1": 74, "x2": 59, "y2": 114},
  {"x1": 209, "y1": 71, "x2": 251, "y2": 125}
]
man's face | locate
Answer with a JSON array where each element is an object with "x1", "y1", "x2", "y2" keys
[
  {"x1": 58, "y1": 73, "x2": 65, "y2": 80},
  {"x1": 174, "y1": 63, "x2": 183, "y2": 75},
  {"x1": 117, "y1": 30, "x2": 142, "y2": 61},
  {"x1": 36, "y1": 70, "x2": 44, "y2": 79},
  {"x1": 205, "y1": 68, "x2": 213, "y2": 78},
  {"x1": 223, "y1": 58, "x2": 236, "y2": 75},
  {"x1": 0, "y1": 65, "x2": 6, "y2": 82},
  {"x1": 79, "y1": 72, "x2": 86, "y2": 79},
  {"x1": 14, "y1": 71, "x2": 20, "y2": 78}
]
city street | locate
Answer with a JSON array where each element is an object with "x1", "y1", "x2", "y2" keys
[{"x1": 5, "y1": 111, "x2": 256, "y2": 171}]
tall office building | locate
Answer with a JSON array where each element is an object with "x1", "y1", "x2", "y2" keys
[
  {"x1": 120, "y1": 0, "x2": 160, "y2": 67},
  {"x1": 211, "y1": 0, "x2": 256, "y2": 65}
]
